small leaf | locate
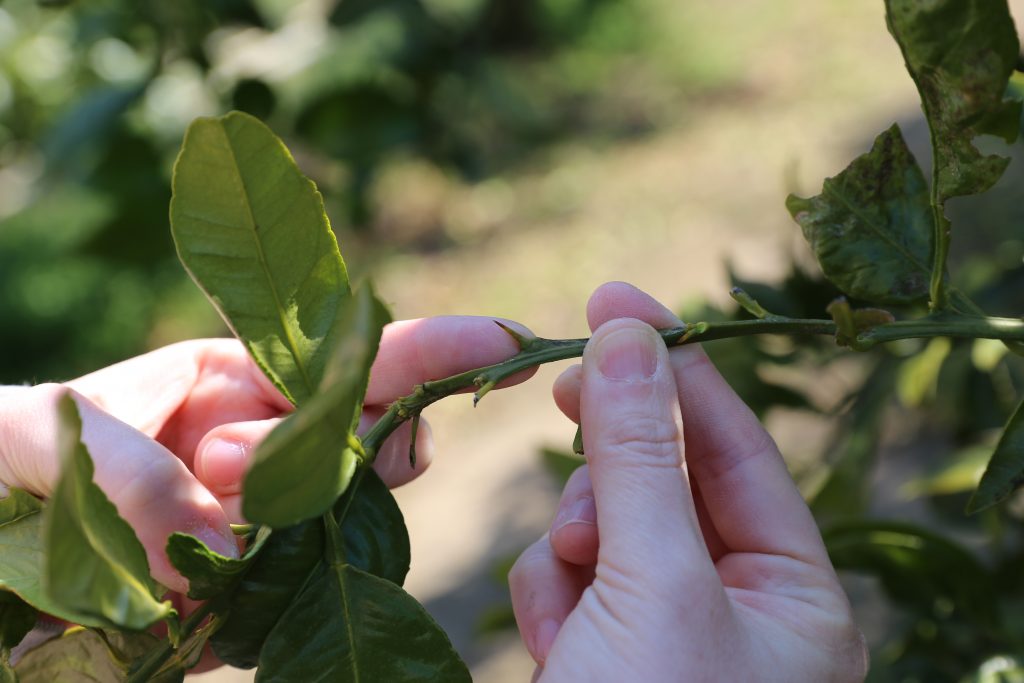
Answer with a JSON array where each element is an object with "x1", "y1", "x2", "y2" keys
[
  {"x1": 0, "y1": 489, "x2": 104, "y2": 627},
  {"x1": 967, "y1": 397, "x2": 1024, "y2": 513},
  {"x1": 787, "y1": 124, "x2": 933, "y2": 304},
  {"x1": 886, "y1": 0, "x2": 1022, "y2": 200},
  {"x1": 255, "y1": 563, "x2": 471, "y2": 682},
  {"x1": 45, "y1": 396, "x2": 172, "y2": 630},
  {"x1": 170, "y1": 110, "x2": 351, "y2": 405},
  {"x1": 242, "y1": 285, "x2": 392, "y2": 528},
  {"x1": 15, "y1": 629, "x2": 183, "y2": 683},
  {"x1": 210, "y1": 518, "x2": 324, "y2": 669},
  {"x1": 166, "y1": 527, "x2": 271, "y2": 601},
  {"x1": 824, "y1": 520, "x2": 998, "y2": 628},
  {"x1": 0, "y1": 592, "x2": 36, "y2": 654}
]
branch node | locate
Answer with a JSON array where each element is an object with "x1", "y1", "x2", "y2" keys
[{"x1": 729, "y1": 287, "x2": 770, "y2": 319}]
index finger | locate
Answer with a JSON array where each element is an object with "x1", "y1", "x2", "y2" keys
[
  {"x1": 364, "y1": 316, "x2": 535, "y2": 405},
  {"x1": 586, "y1": 282, "x2": 829, "y2": 566}
]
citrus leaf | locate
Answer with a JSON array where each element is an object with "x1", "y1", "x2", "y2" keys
[
  {"x1": 824, "y1": 520, "x2": 998, "y2": 629},
  {"x1": 787, "y1": 124, "x2": 933, "y2": 305},
  {"x1": 967, "y1": 397, "x2": 1024, "y2": 513},
  {"x1": 0, "y1": 489, "x2": 105, "y2": 628},
  {"x1": 165, "y1": 526, "x2": 271, "y2": 601},
  {"x1": 210, "y1": 520, "x2": 324, "y2": 670},
  {"x1": 333, "y1": 469, "x2": 410, "y2": 587},
  {"x1": 242, "y1": 285, "x2": 391, "y2": 528},
  {"x1": 170, "y1": 110, "x2": 350, "y2": 405},
  {"x1": 15, "y1": 628, "x2": 182, "y2": 683},
  {"x1": 886, "y1": 0, "x2": 1022, "y2": 201},
  {"x1": 255, "y1": 563, "x2": 471, "y2": 683},
  {"x1": 44, "y1": 396, "x2": 173, "y2": 631}
]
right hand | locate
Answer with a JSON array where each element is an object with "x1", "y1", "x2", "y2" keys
[{"x1": 509, "y1": 282, "x2": 868, "y2": 682}]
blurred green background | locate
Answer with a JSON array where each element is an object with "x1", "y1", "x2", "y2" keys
[{"x1": 4, "y1": 1, "x2": 1024, "y2": 681}]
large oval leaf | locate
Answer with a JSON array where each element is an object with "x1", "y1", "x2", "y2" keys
[
  {"x1": 333, "y1": 469, "x2": 410, "y2": 587},
  {"x1": 967, "y1": 397, "x2": 1024, "y2": 513},
  {"x1": 166, "y1": 526, "x2": 272, "y2": 601},
  {"x1": 15, "y1": 628, "x2": 182, "y2": 683},
  {"x1": 255, "y1": 563, "x2": 471, "y2": 683},
  {"x1": 886, "y1": 0, "x2": 1022, "y2": 200},
  {"x1": 786, "y1": 124, "x2": 933, "y2": 305},
  {"x1": 242, "y1": 286, "x2": 392, "y2": 528},
  {"x1": 170, "y1": 110, "x2": 350, "y2": 405},
  {"x1": 44, "y1": 396, "x2": 172, "y2": 631}
]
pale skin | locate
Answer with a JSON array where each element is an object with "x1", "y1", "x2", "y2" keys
[
  {"x1": 510, "y1": 282, "x2": 868, "y2": 682},
  {"x1": 0, "y1": 282, "x2": 866, "y2": 680}
]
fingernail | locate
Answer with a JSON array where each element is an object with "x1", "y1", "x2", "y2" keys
[
  {"x1": 553, "y1": 496, "x2": 596, "y2": 531},
  {"x1": 199, "y1": 439, "x2": 247, "y2": 493},
  {"x1": 193, "y1": 524, "x2": 239, "y2": 560},
  {"x1": 534, "y1": 619, "x2": 560, "y2": 663},
  {"x1": 595, "y1": 327, "x2": 658, "y2": 381}
]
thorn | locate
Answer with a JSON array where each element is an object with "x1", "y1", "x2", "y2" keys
[
  {"x1": 493, "y1": 320, "x2": 533, "y2": 351},
  {"x1": 473, "y1": 379, "x2": 497, "y2": 407},
  {"x1": 729, "y1": 287, "x2": 769, "y2": 319},
  {"x1": 408, "y1": 414, "x2": 421, "y2": 469},
  {"x1": 572, "y1": 425, "x2": 584, "y2": 456}
]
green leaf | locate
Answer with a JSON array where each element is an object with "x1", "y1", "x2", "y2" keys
[
  {"x1": 0, "y1": 592, "x2": 36, "y2": 654},
  {"x1": 886, "y1": 0, "x2": 1022, "y2": 200},
  {"x1": 0, "y1": 489, "x2": 105, "y2": 627},
  {"x1": 210, "y1": 520, "x2": 324, "y2": 669},
  {"x1": 170, "y1": 110, "x2": 350, "y2": 405},
  {"x1": 787, "y1": 124, "x2": 933, "y2": 305},
  {"x1": 824, "y1": 520, "x2": 998, "y2": 629},
  {"x1": 963, "y1": 655, "x2": 1024, "y2": 683},
  {"x1": 0, "y1": 661, "x2": 15, "y2": 683},
  {"x1": 242, "y1": 285, "x2": 392, "y2": 528},
  {"x1": 44, "y1": 395, "x2": 173, "y2": 631},
  {"x1": 15, "y1": 629, "x2": 183, "y2": 683},
  {"x1": 333, "y1": 470, "x2": 410, "y2": 586},
  {"x1": 255, "y1": 563, "x2": 471, "y2": 683},
  {"x1": 166, "y1": 526, "x2": 272, "y2": 601},
  {"x1": 967, "y1": 397, "x2": 1024, "y2": 513},
  {"x1": 211, "y1": 470, "x2": 410, "y2": 668}
]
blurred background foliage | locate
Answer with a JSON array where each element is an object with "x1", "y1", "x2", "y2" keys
[{"x1": 4, "y1": 0, "x2": 1024, "y2": 681}]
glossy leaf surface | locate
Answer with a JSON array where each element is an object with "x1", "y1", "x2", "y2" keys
[
  {"x1": 256, "y1": 563, "x2": 471, "y2": 683},
  {"x1": 0, "y1": 489, "x2": 103, "y2": 627},
  {"x1": 170, "y1": 110, "x2": 350, "y2": 405},
  {"x1": 243, "y1": 286, "x2": 392, "y2": 528},
  {"x1": 886, "y1": 0, "x2": 1022, "y2": 200},
  {"x1": 787, "y1": 124, "x2": 933, "y2": 304},
  {"x1": 45, "y1": 396, "x2": 172, "y2": 630},
  {"x1": 333, "y1": 469, "x2": 410, "y2": 586},
  {"x1": 15, "y1": 629, "x2": 182, "y2": 683},
  {"x1": 166, "y1": 527, "x2": 271, "y2": 601},
  {"x1": 210, "y1": 521, "x2": 324, "y2": 669},
  {"x1": 967, "y1": 397, "x2": 1024, "y2": 513}
]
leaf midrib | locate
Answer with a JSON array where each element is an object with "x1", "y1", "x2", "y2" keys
[
  {"x1": 822, "y1": 179, "x2": 931, "y2": 277},
  {"x1": 220, "y1": 124, "x2": 315, "y2": 397}
]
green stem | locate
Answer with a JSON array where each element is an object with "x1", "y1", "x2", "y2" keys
[
  {"x1": 360, "y1": 312, "x2": 1024, "y2": 459},
  {"x1": 126, "y1": 601, "x2": 215, "y2": 683}
]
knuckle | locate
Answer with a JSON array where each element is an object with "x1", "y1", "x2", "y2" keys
[{"x1": 599, "y1": 414, "x2": 681, "y2": 465}]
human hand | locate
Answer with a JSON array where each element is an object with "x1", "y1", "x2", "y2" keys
[
  {"x1": 0, "y1": 315, "x2": 531, "y2": 599},
  {"x1": 509, "y1": 282, "x2": 867, "y2": 682}
]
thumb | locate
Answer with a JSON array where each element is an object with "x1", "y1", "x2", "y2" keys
[
  {"x1": 0, "y1": 385, "x2": 237, "y2": 594},
  {"x1": 580, "y1": 319, "x2": 710, "y2": 582}
]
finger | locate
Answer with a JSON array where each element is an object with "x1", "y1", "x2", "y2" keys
[
  {"x1": 361, "y1": 409, "x2": 435, "y2": 489},
  {"x1": 66, "y1": 339, "x2": 290, "y2": 442},
  {"x1": 0, "y1": 385, "x2": 237, "y2": 593},
  {"x1": 548, "y1": 465, "x2": 598, "y2": 567},
  {"x1": 580, "y1": 318, "x2": 714, "y2": 585},
  {"x1": 509, "y1": 535, "x2": 589, "y2": 666},
  {"x1": 552, "y1": 365, "x2": 582, "y2": 424},
  {"x1": 364, "y1": 317, "x2": 535, "y2": 405},
  {"x1": 586, "y1": 281, "x2": 828, "y2": 566},
  {"x1": 194, "y1": 418, "x2": 283, "y2": 497},
  {"x1": 552, "y1": 375, "x2": 730, "y2": 562}
]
